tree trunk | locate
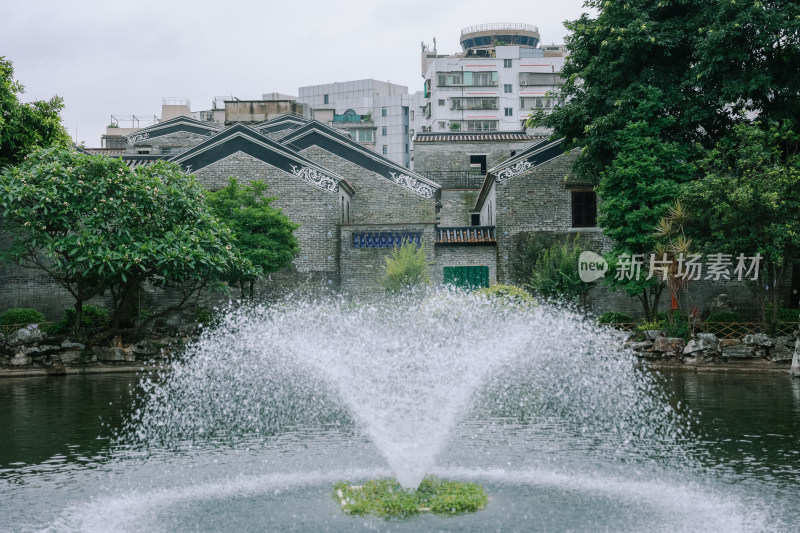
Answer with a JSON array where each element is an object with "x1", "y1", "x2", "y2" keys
[{"x1": 73, "y1": 299, "x2": 84, "y2": 340}]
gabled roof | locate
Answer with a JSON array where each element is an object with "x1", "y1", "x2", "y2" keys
[
  {"x1": 281, "y1": 121, "x2": 439, "y2": 199},
  {"x1": 252, "y1": 114, "x2": 311, "y2": 138},
  {"x1": 124, "y1": 115, "x2": 221, "y2": 145},
  {"x1": 475, "y1": 138, "x2": 566, "y2": 210},
  {"x1": 76, "y1": 146, "x2": 167, "y2": 168},
  {"x1": 169, "y1": 123, "x2": 353, "y2": 195},
  {"x1": 414, "y1": 131, "x2": 539, "y2": 143}
]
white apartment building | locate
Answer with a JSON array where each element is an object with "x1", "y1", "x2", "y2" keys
[
  {"x1": 412, "y1": 23, "x2": 566, "y2": 137},
  {"x1": 297, "y1": 80, "x2": 412, "y2": 168}
]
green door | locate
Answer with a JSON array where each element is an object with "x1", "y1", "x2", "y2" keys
[{"x1": 443, "y1": 266, "x2": 489, "y2": 290}]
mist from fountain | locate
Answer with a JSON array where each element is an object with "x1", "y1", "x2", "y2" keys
[{"x1": 122, "y1": 289, "x2": 690, "y2": 490}]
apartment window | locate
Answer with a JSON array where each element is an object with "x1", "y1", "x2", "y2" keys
[
  {"x1": 504, "y1": 108, "x2": 513, "y2": 117},
  {"x1": 438, "y1": 121, "x2": 446, "y2": 129},
  {"x1": 503, "y1": 59, "x2": 512, "y2": 68},
  {"x1": 405, "y1": 143, "x2": 409, "y2": 153},
  {"x1": 438, "y1": 99, "x2": 445, "y2": 106},
  {"x1": 381, "y1": 107, "x2": 387, "y2": 117},
  {"x1": 382, "y1": 127, "x2": 387, "y2": 136},
  {"x1": 323, "y1": 94, "x2": 329, "y2": 104},
  {"x1": 382, "y1": 145, "x2": 388, "y2": 154},
  {"x1": 465, "y1": 120, "x2": 498, "y2": 132},
  {"x1": 503, "y1": 84, "x2": 513, "y2": 93},
  {"x1": 410, "y1": 110, "x2": 414, "y2": 121},
  {"x1": 403, "y1": 106, "x2": 409, "y2": 116},
  {"x1": 572, "y1": 191, "x2": 597, "y2": 228},
  {"x1": 450, "y1": 97, "x2": 498, "y2": 111},
  {"x1": 356, "y1": 129, "x2": 374, "y2": 142}
]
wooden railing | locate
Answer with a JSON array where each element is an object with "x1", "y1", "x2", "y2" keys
[
  {"x1": 1, "y1": 323, "x2": 53, "y2": 335},
  {"x1": 436, "y1": 226, "x2": 496, "y2": 244},
  {"x1": 603, "y1": 322, "x2": 798, "y2": 339}
]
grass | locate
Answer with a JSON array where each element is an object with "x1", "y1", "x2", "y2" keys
[{"x1": 333, "y1": 476, "x2": 488, "y2": 517}]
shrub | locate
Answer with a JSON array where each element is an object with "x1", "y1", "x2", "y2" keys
[
  {"x1": 765, "y1": 305, "x2": 800, "y2": 323},
  {"x1": 529, "y1": 235, "x2": 592, "y2": 305},
  {"x1": 474, "y1": 284, "x2": 535, "y2": 305},
  {"x1": 0, "y1": 308, "x2": 46, "y2": 326},
  {"x1": 705, "y1": 310, "x2": 746, "y2": 337},
  {"x1": 657, "y1": 311, "x2": 690, "y2": 340},
  {"x1": 597, "y1": 311, "x2": 634, "y2": 324},
  {"x1": 706, "y1": 310, "x2": 745, "y2": 323},
  {"x1": 637, "y1": 320, "x2": 664, "y2": 332},
  {"x1": 46, "y1": 305, "x2": 109, "y2": 334},
  {"x1": 380, "y1": 242, "x2": 430, "y2": 292}
]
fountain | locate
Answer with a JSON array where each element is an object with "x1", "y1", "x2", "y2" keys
[{"x1": 1, "y1": 289, "x2": 790, "y2": 531}]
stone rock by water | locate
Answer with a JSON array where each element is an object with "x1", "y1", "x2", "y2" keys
[
  {"x1": 642, "y1": 330, "x2": 664, "y2": 341},
  {"x1": 770, "y1": 342, "x2": 794, "y2": 363},
  {"x1": 93, "y1": 346, "x2": 135, "y2": 362},
  {"x1": 18, "y1": 344, "x2": 60, "y2": 357},
  {"x1": 10, "y1": 355, "x2": 32, "y2": 366},
  {"x1": 60, "y1": 351, "x2": 81, "y2": 364},
  {"x1": 6, "y1": 327, "x2": 45, "y2": 347},
  {"x1": 723, "y1": 345, "x2": 754, "y2": 359},
  {"x1": 743, "y1": 333, "x2": 773, "y2": 347},
  {"x1": 792, "y1": 339, "x2": 800, "y2": 378},
  {"x1": 627, "y1": 341, "x2": 654, "y2": 352},
  {"x1": 652, "y1": 337, "x2": 686, "y2": 357},
  {"x1": 61, "y1": 340, "x2": 85, "y2": 351},
  {"x1": 131, "y1": 339, "x2": 157, "y2": 356},
  {"x1": 684, "y1": 333, "x2": 721, "y2": 357}
]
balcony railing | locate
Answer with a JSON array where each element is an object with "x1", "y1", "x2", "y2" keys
[
  {"x1": 423, "y1": 170, "x2": 484, "y2": 189},
  {"x1": 436, "y1": 226, "x2": 496, "y2": 244}
]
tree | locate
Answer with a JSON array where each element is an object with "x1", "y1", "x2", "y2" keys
[
  {"x1": 0, "y1": 148, "x2": 257, "y2": 337},
  {"x1": 529, "y1": 235, "x2": 593, "y2": 306},
  {"x1": 205, "y1": 177, "x2": 299, "y2": 300},
  {"x1": 0, "y1": 57, "x2": 70, "y2": 169},
  {"x1": 380, "y1": 242, "x2": 430, "y2": 292},
  {"x1": 683, "y1": 121, "x2": 800, "y2": 332}
]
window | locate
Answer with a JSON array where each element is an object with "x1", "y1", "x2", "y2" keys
[
  {"x1": 405, "y1": 143, "x2": 409, "y2": 153},
  {"x1": 382, "y1": 145, "x2": 388, "y2": 154},
  {"x1": 382, "y1": 127, "x2": 387, "y2": 136},
  {"x1": 450, "y1": 97, "x2": 498, "y2": 110},
  {"x1": 572, "y1": 191, "x2": 597, "y2": 228},
  {"x1": 381, "y1": 107, "x2": 387, "y2": 117},
  {"x1": 403, "y1": 106, "x2": 409, "y2": 116},
  {"x1": 520, "y1": 96, "x2": 555, "y2": 110},
  {"x1": 436, "y1": 71, "x2": 497, "y2": 86},
  {"x1": 438, "y1": 121, "x2": 446, "y2": 129},
  {"x1": 504, "y1": 108, "x2": 513, "y2": 117},
  {"x1": 356, "y1": 129, "x2": 375, "y2": 142},
  {"x1": 503, "y1": 84, "x2": 513, "y2": 93},
  {"x1": 465, "y1": 120, "x2": 498, "y2": 132},
  {"x1": 503, "y1": 59, "x2": 512, "y2": 68},
  {"x1": 471, "y1": 213, "x2": 481, "y2": 226},
  {"x1": 410, "y1": 110, "x2": 414, "y2": 121},
  {"x1": 469, "y1": 154, "x2": 487, "y2": 172},
  {"x1": 438, "y1": 99, "x2": 445, "y2": 106},
  {"x1": 323, "y1": 94, "x2": 329, "y2": 104}
]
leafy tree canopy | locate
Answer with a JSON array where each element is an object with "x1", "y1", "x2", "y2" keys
[
  {"x1": 0, "y1": 57, "x2": 71, "y2": 169},
  {"x1": 205, "y1": 177, "x2": 299, "y2": 298},
  {"x1": 0, "y1": 148, "x2": 257, "y2": 335}
]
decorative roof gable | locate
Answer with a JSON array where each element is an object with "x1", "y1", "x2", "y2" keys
[
  {"x1": 124, "y1": 116, "x2": 221, "y2": 145},
  {"x1": 169, "y1": 123, "x2": 352, "y2": 195},
  {"x1": 488, "y1": 138, "x2": 564, "y2": 183},
  {"x1": 281, "y1": 122, "x2": 440, "y2": 199}
]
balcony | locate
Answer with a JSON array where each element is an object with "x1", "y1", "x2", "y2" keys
[
  {"x1": 436, "y1": 226, "x2": 496, "y2": 245},
  {"x1": 423, "y1": 170, "x2": 484, "y2": 189}
]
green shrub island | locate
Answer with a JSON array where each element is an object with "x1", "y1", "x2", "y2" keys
[
  {"x1": 334, "y1": 476, "x2": 488, "y2": 517},
  {"x1": 0, "y1": 308, "x2": 46, "y2": 326}
]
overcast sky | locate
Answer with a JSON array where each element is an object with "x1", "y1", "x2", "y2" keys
[{"x1": 2, "y1": 0, "x2": 594, "y2": 146}]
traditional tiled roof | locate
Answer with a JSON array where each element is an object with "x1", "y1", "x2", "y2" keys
[
  {"x1": 170, "y1": 123, "x2": 353, "y2": 195},
  {"x1": 252, "y1": 114, "x2": 311, "y2": 139},
  {"x1": 124, "y1": 116, "x2": 221, "y2": 145},
  {"x1": 281, "y1": 121, "x2": 439, "y2": 199},
  {"x1": 76, "y1": 147, "x2": 167, "y2": 168},
  {"x1": 413, "y1": 131, "x2": 539, "y2": 142},
  {"x1": 80, "y1": 147, "x2": 127, "y2": 157}
]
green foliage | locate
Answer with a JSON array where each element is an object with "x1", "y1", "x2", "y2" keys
[
  {"x1": 205, "y1": 178, "x2": 299, "y2": 298},
  {"x1": 597, "y1": 311, "x2": 634, "y2": 324},
  {"x1": 474, "y1": 284, "x2": 535, "y2": 305},
  {"x1": 638, "y1": 320, "x2": 664, "y2": 332},
  {"x1": 683, "y1": 121, "x2": 800, "y2": 330},
  {"x1": 706, "y1": 310, "x2": 745, "y2": 323},
  {"x1": 380, "y1": 242, "x2": 430, "y2": 292},
  {"x1": 0, "y1": 307, "x2": 46, "y2": 325},
  {"x1": 509, "y1": 232, "x2": 565, "y2": 284},
  {"x1": 765, "y1": 305, "x2": 800, "y2": 323},
  {"x1": 0, "y1": 57, "x2": 71, "y2": 169},
  {"x1": 656, "y1": 310, "x2": 690, "y2": 340},
  {"x1": 529, "y1": 235, "x2": 591, "y2": 305},
  {"x1": 334, "y1": 476, "x2": 487, "y2": 517},
  {"x1": 46, "y1": 305, "x2": 109, "y2": 334},
  {"x1": 0, "y1": 148, "x2": 257, "y2": 336}
]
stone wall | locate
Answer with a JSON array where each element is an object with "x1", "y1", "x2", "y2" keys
[
  {"x1": 438, "y1": 190, "x2": 478, "y2": 226},
  {"x1": 339, "y1": 223, "x2": 437, "y2": 293},
  {"x1": 193, "y1": 151, "x2": 343, "y2": 290},
  {"x1": 414, "y1": 140, "x2": 532, "y2": 174}
]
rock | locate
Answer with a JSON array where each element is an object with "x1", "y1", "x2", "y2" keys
[
  {"x1": 18, "y1": 344, "x2": 60, "y2": 357},
  {"x1": 10, "y1": 355, "x2": 32, "y2": 366},
  {"x1": 60, "y1": 351, "x2": 81, "y2": 364},
  {"x1": 770, "y1": 343, "x2": 794, "y2": 363},
  {"x1": 652, "y1": 337, "x2": 686, "y2": 357},
  {"x1": 721, "y1": 339, "x2": 741, "y2": 347},
  {"x1": 642, "y1": 330, "x2": 664, "y2": 341},
  {"x1": 627, "y1": 341, "x2": 654, "y2": 352},
  {"x1": 93, "y1": 346, "x2": 135, "y2": 362},
  {"x1": 131, "y1": 339, "x2": 157, "y2": 356},
  {"x1": 723, "y1": 345, "x2": 754, "y2": 359},
  {"x1": 61, "y1": 340, "x2": 86, "y2": 351},
  {"x1": 743, "y1": 333, "x2": 773, "y2": 347},
  {"x1": 708, "y1": 293, "x2": 736, "y2": 315},
  {"x1": 47, "y1": 361, "x2": 66, "y2": 375},
  {"x1": 792, "y1": 339, "x2": 800, "y2": 378},
  {"x1": 6, "y1": 327, "x2": 46, "y2": 347},
  {"x1": 684, "y1": 333, "x2": 721, "y2": 357}
]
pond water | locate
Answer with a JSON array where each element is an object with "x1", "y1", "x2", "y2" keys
[{"x1": 1, "y1": 370, "x2": 798, "y2": 532}]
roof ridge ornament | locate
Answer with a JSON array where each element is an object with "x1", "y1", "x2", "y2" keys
[
  {"x1": 388, "y1": 171, "x2": 435, "y2": 198},
  {"x1": 290, "y1": 164, "x2": 339, "y2": 193},
  {"x1": 495, "y1": 160, "x2": 534, "y2": 182}
]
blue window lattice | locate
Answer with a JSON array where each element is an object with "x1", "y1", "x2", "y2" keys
[{"x1": 353, "y1": 231, "x2": 422, "y2": 248}]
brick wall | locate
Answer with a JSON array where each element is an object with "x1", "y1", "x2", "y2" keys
[
  {"x1": 433, "y1": 244, "x2": 497, "y2": 285},
  {"x1": 438, "y1": 190, "x2": 478, "y2": 226},
  {"x1": 414, "y1": 140, "x2": 532, "y2": 174}
]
